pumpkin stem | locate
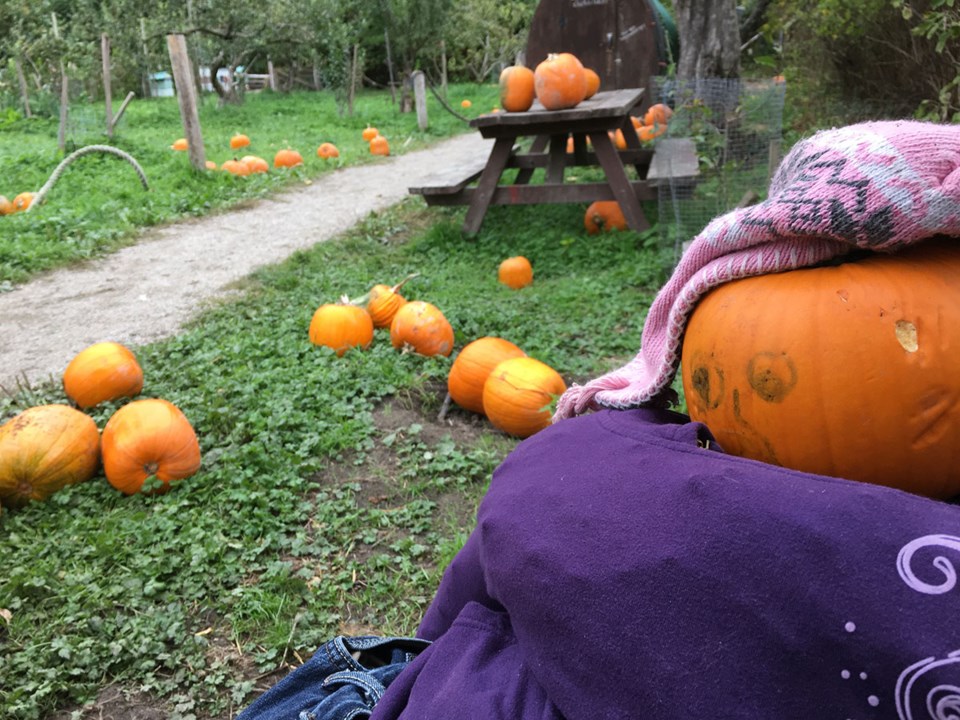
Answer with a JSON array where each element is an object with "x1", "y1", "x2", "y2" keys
[{"x1": 391, "y1": 272, "x2": 420, "y2": 293}]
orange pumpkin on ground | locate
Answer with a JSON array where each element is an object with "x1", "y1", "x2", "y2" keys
[
  {"x1": 63, "y1": 341, "x2": 144, "y2": 409},
  {"x1": 171, "y1": 138, "x2": 188, "y2": 151},
  {"x1": 240, "y1": 155, "x2": 269, "y2": 174},
  {"x1": 205, "y1": 160, "x2": 218, "y2": 171},
  {"x1": 274, "y1": 149, "x2": 304, "y2": 168},
  {"x1": 369, "y1": 136, "x2": 390, "y2": 156},
  {"x1": 101, "y1": 398, "x2": 201, "y2": 495},
  {"x1": 448, "y1": 337, "x2": 527, "y2": 415},
  {"x1": 389, "y1": 301, "x2": 454, "y2": 357},
  {"x1": 584, "y1": 68, "x2": 601, "y2": 99},
  {"x1": 681, "y1": 238, "x2": 960, "y2": 500},
  {"x1": 499, "y1": 65, "x2": 536, "y2": 112},
  {"x1": 461, "y1": 99, "x2": 472, "y2": 109},
  {"x1": 534, "y1": 52, "x2": 588, "y2": 111},
  {"x1": 0, "y1": 404, "x2": 101, "y2": 507},
  {"x1": 309, "y1": 298, "x2": 374, "y2": 356},
  {"x1": 222, "y1": 159, "x2": 252, "y2": 176},
  {"x1": 317, "y1": 142, "x2": 340, "y2": 159},
  {"x1": 12, "y1": 192, "x2": 33, "y2": 212},
  {"x1": 230, "y1": 133, "x2": 251, "y2": 149},
  {"x1": 366, "y1": 274, "x2": 418, "y2": 329},
  {"x1": 483, "y1": 357, "x2": 567, "y2": 438},
  {"x1": 362, "y1": 126, "x2": 379, "y2": 142},
  {"x1": 0, "y1": 195, "x2": 13, "y2": 215},
  {"x1": 584, "y1": 201, "x2": 628, "y2": 234},
  {"x1": 498, "y1": 256, "x2": 534, "y2": 289},
  {"x1": 643, "y1": 103, "x2": 673, "y2": 127}
]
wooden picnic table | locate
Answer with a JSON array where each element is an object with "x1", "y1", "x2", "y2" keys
[{"x1": 409, "y1": 88, "x2": 699, "y2": 237}]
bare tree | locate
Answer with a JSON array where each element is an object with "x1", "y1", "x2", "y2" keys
[{"x1": 673, "y1": 0, "x2": 741, "y2": 80}]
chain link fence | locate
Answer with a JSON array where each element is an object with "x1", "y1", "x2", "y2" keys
[{"x1": 654, "y1": 77, "x2": 787, "y2": 261}]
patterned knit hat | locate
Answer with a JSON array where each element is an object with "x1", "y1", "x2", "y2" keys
[{"x1": 554, "y1": 119, "x2": 960, "y2": 421}]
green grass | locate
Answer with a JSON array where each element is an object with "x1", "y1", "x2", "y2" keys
[
  {"x1": 0, "y1": 83, "x2": 499, "y2": 288},
  {"x1": 0, "y1": 195, "x2": 673, "y2": 719}
]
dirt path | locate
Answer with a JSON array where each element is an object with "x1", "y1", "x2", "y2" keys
[{"x1": 0, "y1": 132, "x2": 491, "y2": 392}]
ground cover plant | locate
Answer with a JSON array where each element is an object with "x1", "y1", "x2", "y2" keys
[
  {"x1": 0, "y1": 196, "x2": 673, "y2": 720},
  {"x1": 0, "y1": 83, "x2": 498, "y2": 289}
]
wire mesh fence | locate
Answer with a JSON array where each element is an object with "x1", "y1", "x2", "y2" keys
[{"x1": 654, "y1": 76, "x2": 786, "y2": 262}]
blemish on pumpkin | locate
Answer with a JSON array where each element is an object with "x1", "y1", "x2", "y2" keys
[
  {"x1": 836, "y1": 289, "x2": 849, "y2": 303},
  {"x1": 747, "y1": 352, "x2": 797, "y2": 403},
  {"x1": 691, "y1": 365, "x2": 724, "y2": 410},
  {"x1": 895, "y1": 320, "x2": 918, "y2": 353}
]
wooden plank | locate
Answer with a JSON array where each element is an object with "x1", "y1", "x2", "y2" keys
[
  {"x1": 646, "y1": 138, "x2": 700, "y2": 182},
  {"x1": 463, "y1": 137, "x2": 515, "y2": 235},
  {"x1": 409, "y1": 157, "x2": 488, "y2": 195},
  {"x1": 421, "y1": 182, "x2": 658, "y2": 207},
  {"x1": 590, "y1": 130, "x2": 650, "y2": 232},
  {"x1": 508, "y1": 148, "x2": 653, "y2": 170},
  {"x1": 166, "y1": 33, "x2": 206, "y2": 171},
  {"x1": 471, "y1": 88, "x2": 644, "y2": 133},
  {"x1": 102, "y1": 34, "x2": 113, "y2": 138},
  {"x1": 514, "y1": 134, "x2": 549, "y2": 185},
  {"x1": 546, "y1": 134, "x2": 567, "y2": 184}
]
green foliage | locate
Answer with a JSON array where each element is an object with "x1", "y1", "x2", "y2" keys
[
  {"x1": 891, "y1": 0, "x2": 960, "y2": 120},
  {"x1": 0, "y1": 197, "x2": 666, "y2": 719},
  {"x1": 0, "y1": 85, "x2": 499, "y2": 287},
  {"x1": 443, "y1": 0, "x2": 538, "y2": 82}
]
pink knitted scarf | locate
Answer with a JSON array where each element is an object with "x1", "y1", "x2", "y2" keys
[{"x1": 554, "y1": 119, "x2": 960, "y2": 421}]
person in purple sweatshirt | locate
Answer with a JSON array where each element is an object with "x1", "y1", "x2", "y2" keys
[{"x1": 240, "y1": 120, "x2": 960, "y2": 720}]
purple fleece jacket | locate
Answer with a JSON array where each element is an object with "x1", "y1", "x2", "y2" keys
[{"x1": 372, "y1": 408, "x2": 960, "y2": 720}]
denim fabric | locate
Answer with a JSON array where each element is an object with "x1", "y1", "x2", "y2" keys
[{"x1": 237, "y1": 635, "x2": 430, "y2": 720}]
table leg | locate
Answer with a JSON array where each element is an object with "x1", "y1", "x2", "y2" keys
[
  {"x1": 463, "y1": 137, "x2": 515, "y2": 236},
  {"x1": 546, "y1": 134, "x2": 567, "y2": 184},
  {"x1": 619, "y1": 117, "x2": 646, "y2": 177},
  {"x1": 514, "y1": 135, "x2": 549, "y2": 185},
  {"x1": 589, "y1": 131, "x2": 651, "y2": 233}
]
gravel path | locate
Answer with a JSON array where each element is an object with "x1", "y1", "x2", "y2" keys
[{"x1": 0, "y1": 132, "x2": 492, "y2": 391}]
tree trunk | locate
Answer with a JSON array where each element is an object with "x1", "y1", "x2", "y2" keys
[{"x1": 673, "y1": 0, "x2": 741, "y2": 80}]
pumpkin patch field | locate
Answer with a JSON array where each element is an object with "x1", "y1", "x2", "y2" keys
[
  {"x1": 0, "y1": 196, "x2": 669, "y2": 719},
  {"x1": 0, "y1": 83, "x2": 499, "y2": 288}
]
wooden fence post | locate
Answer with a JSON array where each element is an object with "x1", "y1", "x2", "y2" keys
[
  {"x1": 267, "y1": 59, "x2": 277, "y2": 91},
  {"x1": 52, "y1": 13, "x2": 68, "y2": 150},
  {"x1": 102, "y1": 34, "x2": 114, "y2": 138},
  {"x1": 15, "y1": 59, "x2": 32, "y2": 118},
  {"x1": 166, "y1": 34, "x2": 206, "y2": 171},
  {"x1": 412, "y1": 71, "x2": 428, "y2": 130}
]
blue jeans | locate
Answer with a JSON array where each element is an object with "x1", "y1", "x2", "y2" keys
[{"x1": 237, "y1": 635, "x2": 430, "y2": 720}]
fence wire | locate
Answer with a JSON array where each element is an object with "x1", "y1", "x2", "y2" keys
[{"x1": 653, "y1": 77, "x2": 786, "y2": 262}]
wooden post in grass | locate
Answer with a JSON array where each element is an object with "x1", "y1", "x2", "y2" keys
[
  {"x1": 412, "y1": 71, "x2": 428, "y2": 130},
  {"x1": 102, "y1": 34, "x2": 114, "y2": 138},
  {"x1": 166, "y1": 33, "x2": 206, "y2": 171},
  {"x1": 15, "y1": 58, "x2": 32, "y2": 118},
  {"x1": 52, "y1": 13, "x2": 68, "y2": 150},
  {"x1": 267, "y1": 59, "x2": 277, "y2": 91}
]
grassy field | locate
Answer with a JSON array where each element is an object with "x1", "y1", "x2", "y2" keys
[
  {"x1": 0, "y1": 83, "x2": 499, "y2": 288},
  {"x1": 0, "y1": 145, "x2": 673, "y2": 720}
]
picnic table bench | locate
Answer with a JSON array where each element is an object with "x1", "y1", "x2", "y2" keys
[{"x1": 409, "y1": 88, "x2": 700, "y2": 236}]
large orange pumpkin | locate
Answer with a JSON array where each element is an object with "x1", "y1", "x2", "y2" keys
[
  {"x1": 390, "y1": 301, "x2": 454, "y2": 357},
  {"x1": 101, "y1": 398, "x2": 201, "y2": 495},
  {"x1": 483, "y1": 357, "x2": 567, "y2": 438},
  {"x1": 273, "y1": 149, "x2": 304, "y2": 168},
  {"x1": 309, "y1": 298, "x2": 374, "y2": 356},
  {"x1": 448, "y1": 337, "x2": 527, "y2": 415},
  {"x1": 0, "y1": 404, "x2": 101, "y2": 507},
  {"x1": 499, "y1": 65, "x2": 536, "y2": 112},
  {"x1": 498, "y1": 256, "x2": 534, "y2": 289},
  {"x1": 680, "y1": 238, "x2": 960, "y2": 499},
  {"x1": 533, "y1": 53, "x2": 588, "y2": 111},
  {"x1": 63, "y1": 341, "x2": 144, "y2": 409},
  {"x1": 584, "y1": 201, "x2": 627, "y2": 234}
]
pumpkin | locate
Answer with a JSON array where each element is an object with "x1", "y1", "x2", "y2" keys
[
  {"x1": 390, "y1": 301, "x2": 454, "y2": 357},
  {"x1": 680, "y1": 238, "x2": 960, "y2": 500},
  {"x1": 309, "y1": 297, "x2": 374, "y2": 356},
  {"x1": 448, "y1": 337, "x2": 526, "y2": 415},
  {"x1": 610, "y1": 129, "x2": 628, "y2": 150},
  {"x1": 0, "y1": 404, "x2": 101, "y2": 507},
  {"x1": 240, "y1": 155, "x2": 269, "y2": 173},
  {"x1": 205, "y1": 160, "x2": 218, "y2": 171},
  {"x1": 0, "y1": 195, "x2": 13, "y2": 215},
  {"x1": 221, "y1": 159, "x2": 252, "y2": 176},
  {"x1": 171, "y1": 138, "x2": 188, "y2": 151},
  {"x1": 362, "y1": 126, "x2": 379, "y2": 142},
  {"x1": 630, "y1": 115, "x2": 642, "y2": 129},
  {"x1": 533, "y1": 52, "x2": 588, "y2": 111},
  {"x1": 367, "y1": 273, "x2": 418, "y2": 329},
  {"x1": 584, "y1": 68, "x2": 601, "y2": 99},
  {"x1": 12, "y1": 192, "x2": 33, "y2": 212},
  {"x1": 230, "y1": 133, "x2": 251, "y2": 149},
  {"x1": 369, "y1": 136, "x2": 390, "y2": 156},
  {"x1": 637, "y1": 124, "x2": 666, "y2": 143},
  {"x1": 499, "y1": 65, "x2": 536, "y2": 112},
  {"x1": 643, "y1": 103, "x2": 673, "y2": 127},
  {"x1": 584, "y1": 201, "x2": 627, "y2": 234},
  {"x1": 63, "y1": 341, "x2": 144, "y2": 409},
  {"x1": 498, "y1": 256, "x2": 533, "y2": 289},
  {"x1": 483, "y1": 357, "x2": 567, "y2": 438},
  {"x1": 317, "y1": 142, "x2": 340, "y2": 159},
  {"x1": 101, "y1": 398, "x2": 201, "y2": 495},
  {"x1": 461, "y1": 99, "x2": 472, "y2": 108},
  {"x1": 273, "y1": 149, "x2": 304, "y2": 168}
]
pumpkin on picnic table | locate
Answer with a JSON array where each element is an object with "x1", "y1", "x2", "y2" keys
[
  {"x1": 533, "y1": 52, "x2": 588, "y2": 111},
  {"x1": 680, "y1": 237, "x2": 960, "y2": 500}
]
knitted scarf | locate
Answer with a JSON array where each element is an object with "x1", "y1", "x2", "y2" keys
[{"x1": 554, "y1": 119, "x2": 960, "y2": 421}]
